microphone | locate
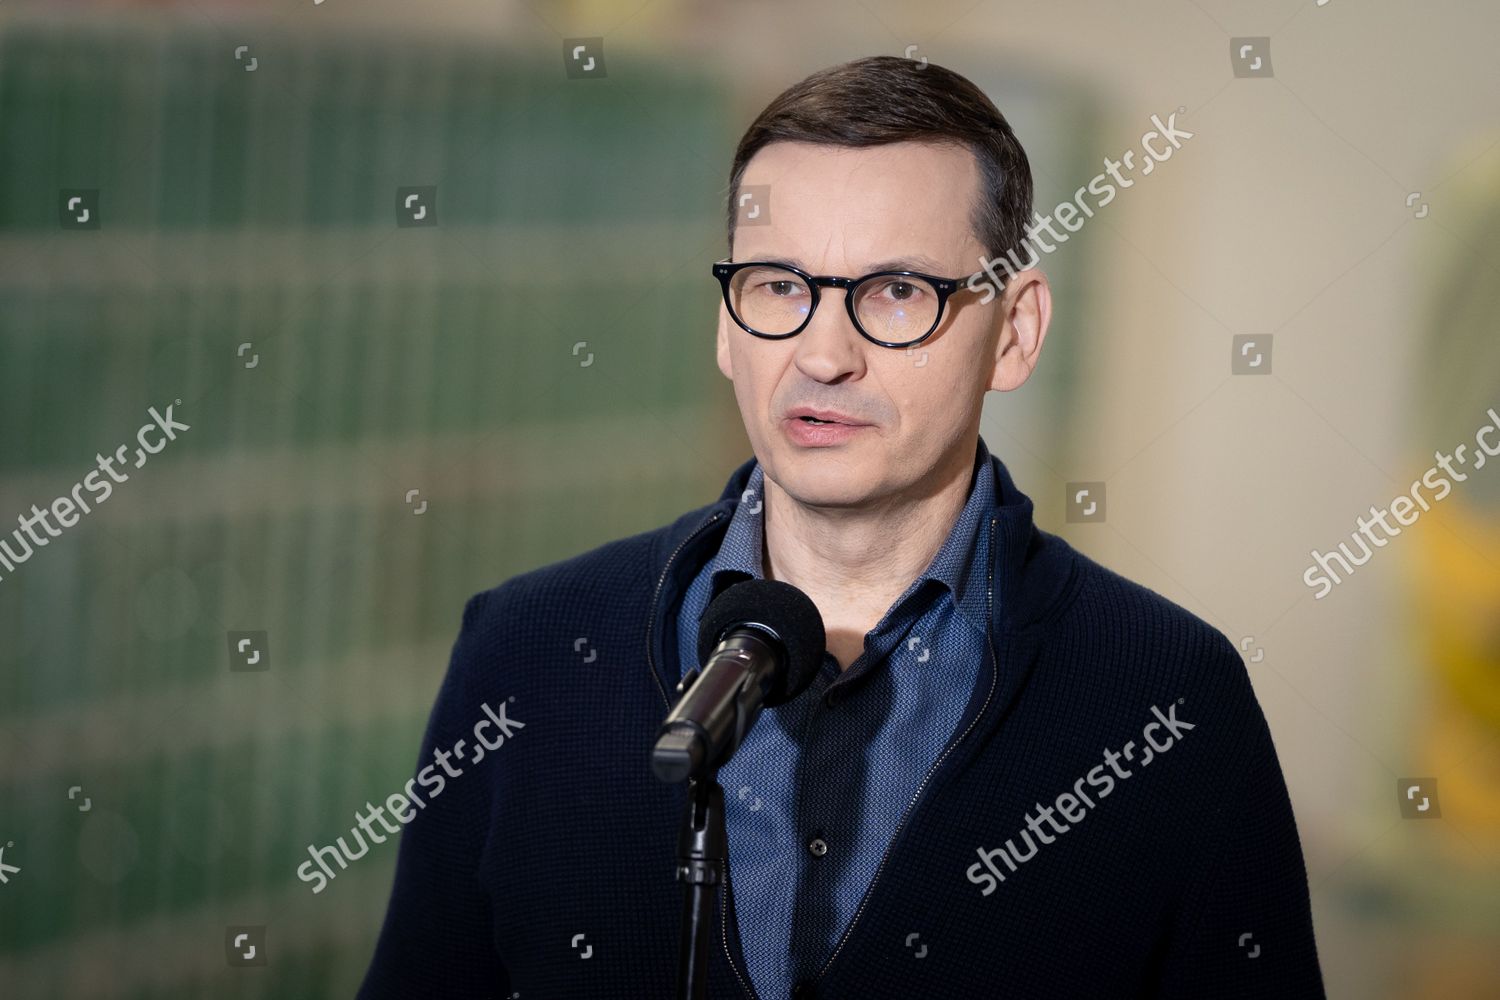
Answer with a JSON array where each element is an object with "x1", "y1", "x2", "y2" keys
[{"x1": 652, "y1": 579, "x2": 825, "y2": 783}]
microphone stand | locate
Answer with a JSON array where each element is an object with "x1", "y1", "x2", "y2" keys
[
  {"x1": 674, "y1": 769, "x2": 726, "y2": 1000},
  {"x1": 658, "y1": 627, "x2": 793, "y2": 998}
]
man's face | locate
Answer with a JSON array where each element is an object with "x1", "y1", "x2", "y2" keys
[{"x1": 718, "y1": 139, "x2": 999, "y2": 509}]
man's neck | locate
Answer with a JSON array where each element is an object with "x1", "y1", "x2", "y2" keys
[{"x1": 758, "y1": 442, "x2": 979, "y2": 668}]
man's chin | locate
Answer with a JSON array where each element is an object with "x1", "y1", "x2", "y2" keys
[{"x1": 763, "y1": 455, "x2": 883, "y2": 510}]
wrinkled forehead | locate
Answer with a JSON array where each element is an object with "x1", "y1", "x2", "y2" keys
[{"x1": 734, "y1": 140, "x2": 984, "y2": 272}]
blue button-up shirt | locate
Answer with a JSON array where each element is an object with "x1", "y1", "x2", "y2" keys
[{"x1": 676, "y1": 437, "x2": 996, "y2": 999}]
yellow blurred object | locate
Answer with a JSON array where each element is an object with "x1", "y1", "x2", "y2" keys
[
  {"x1": 1414, "y1": 494, "x2": 1500, "y2": 729},
  {"x1": 1413, "y1": 494, "x2": 1500, "y2": 849}
]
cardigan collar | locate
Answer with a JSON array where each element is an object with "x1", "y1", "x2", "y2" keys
[{"x1": 642, "y1": 434, "x2": 1077, "y2": 713}]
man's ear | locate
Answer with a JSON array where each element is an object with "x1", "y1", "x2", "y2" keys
[
  {"x1": 988, "y1": 268, "x2": 1052, "y2": 392},
  {"x1": 716, "y1": 304, "x2": 735, "y2": 380}
]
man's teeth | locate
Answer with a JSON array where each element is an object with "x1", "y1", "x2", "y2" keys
[{"x1": 802, "y1": 416, "x2": 833, "y2": 423}]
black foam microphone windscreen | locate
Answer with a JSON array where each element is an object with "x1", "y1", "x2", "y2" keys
[{"x1": 696, "y1": 578, "x2": 826, "y2": 706}]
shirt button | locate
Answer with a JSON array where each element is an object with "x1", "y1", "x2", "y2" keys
[
  {"x1": 792, "y1": 981, "x2": 818, "y2": 999},
  {"x1": 807, "y1": 835, "x2": 828, "y2": 858}
]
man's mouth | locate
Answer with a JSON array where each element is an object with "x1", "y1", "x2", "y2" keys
[{"x1": 788, "y1": 408, "x2": 865, "y2": 425}]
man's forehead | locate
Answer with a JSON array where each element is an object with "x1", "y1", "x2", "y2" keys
[{"x1": 736, "y1": 139, "x2": 982, "y2": 266}]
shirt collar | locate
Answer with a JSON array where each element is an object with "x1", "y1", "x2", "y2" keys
[{"x1": 700, "y1": 437, "x2": 996, "y2": 635}]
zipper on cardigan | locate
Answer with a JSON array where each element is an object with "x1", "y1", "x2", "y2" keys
[
  {"x1": 719, "y1": 852, "x2": 760, "y2": 999},
  {"x1": 809, "y1": 514, "x2": 1002, "y2": 986},
  {"x1": 645, "y1": 509, "x2": 727, "y2": 710}
]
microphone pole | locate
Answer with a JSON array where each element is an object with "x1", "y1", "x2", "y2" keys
[
  {"x1": 673, "y1": 765, "x2": 725, "y2": 1000},
  {"x1": 652, "y1": 579, "x2": 825, "y2": 1000},
  {"x1": 658, "y1": 635, "x2": 770, "y2": 1000}
]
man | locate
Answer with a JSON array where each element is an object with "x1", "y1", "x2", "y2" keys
[{"x1": 360, "y1": 56, "x2": 1323, "y2": 998}]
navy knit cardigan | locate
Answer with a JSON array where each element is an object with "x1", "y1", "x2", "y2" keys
[{"x1": 359, "y1": 450, "x2": 1324, "y2": 999}]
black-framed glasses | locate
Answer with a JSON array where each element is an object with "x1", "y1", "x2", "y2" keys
[{"x1": 711, "y1": 259, "x2": 988, "y2": 349}]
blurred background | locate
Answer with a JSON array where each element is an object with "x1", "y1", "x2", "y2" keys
[{"x1": 0, "y1": 0, "x2": 1496, "y2": 997}]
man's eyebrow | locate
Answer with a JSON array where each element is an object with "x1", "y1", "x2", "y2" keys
[
  {"x1": 751, "y1": 254, "x2": 958, "y2": 275},
  {"x1": 863, "y1": 255, "x2": 954, "y2": 275},
  {"x1": 752, "y1": 255, "x2": 810, "y2": 271}
]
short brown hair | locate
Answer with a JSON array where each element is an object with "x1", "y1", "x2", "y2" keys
[{"x1": 726, "y1": 55, "x2": 1033, "y2": 265}]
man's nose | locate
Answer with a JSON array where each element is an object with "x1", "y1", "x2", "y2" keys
[{"x1": 792, "y1": 287, "x2": 866, "y2": 383}]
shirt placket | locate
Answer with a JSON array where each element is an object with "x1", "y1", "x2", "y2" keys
[{"x1": 786, "y1": 649, "x2": 850, "y2": 983}]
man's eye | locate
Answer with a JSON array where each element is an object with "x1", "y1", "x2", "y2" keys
[
  {"x1": 874, "y1": 280, "x2": 922, "y2": 301},
  {"x1": 764, "y1": 281, "x2": 799, "y2": 296}
]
